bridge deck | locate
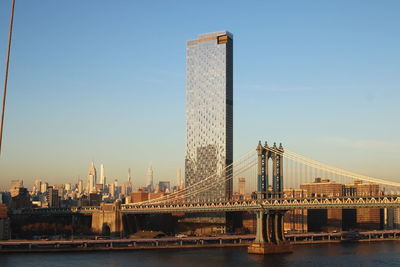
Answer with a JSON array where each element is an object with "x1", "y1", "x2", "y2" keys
[
  {"x1": 12, "y1": 196, "x2": 400, "y2": 215},
  {"x1": 121, "y1": 196, "x2": 400, "y2": 214}
]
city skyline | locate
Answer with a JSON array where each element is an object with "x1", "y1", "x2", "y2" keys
[
  {"x1": 0, "y1": 161, "x2": 178, "y2": 191},
  {"x1": 0, "y1": 1, "x2": 399, "y2": 188}
]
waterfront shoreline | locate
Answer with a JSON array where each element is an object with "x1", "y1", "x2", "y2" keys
[
  {"x1": 2, "y1": 241, "x2": 399, "y2": 267},
  {"x1": 0, "y1": 243, "x2": 250, "y2": 253},
  {"x1": 1, "y1": 236, "x2": 400, "y2": 253}
]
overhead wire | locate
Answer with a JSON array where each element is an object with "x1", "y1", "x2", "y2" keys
[
  {"x1": 284, "y1": 150, "x2": 400, "y2": 187},
  {"x1": 0, "y1": 0, "x2": 16, "y2": 156}
]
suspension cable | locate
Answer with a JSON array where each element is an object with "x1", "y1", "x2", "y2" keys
[
  {"x1": 141, "y1": 153, "x2": 256, "y2": 205},
  {"x1": 284, "y1": 149, "x2": 400, "y2": 187},
  {"x1": 146, "y1": 158, "x2": 257, "y2": 205},
  {"x1": 0, "y1": 0, "x2": 16, "y2": 156},
  {"x1": 134, "y1": 149, "x2": 255, "y2": 205}
]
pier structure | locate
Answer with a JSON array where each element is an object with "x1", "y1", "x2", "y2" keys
[{"x1": 248, "y1": 142, "x2": 292, "y2": 254}]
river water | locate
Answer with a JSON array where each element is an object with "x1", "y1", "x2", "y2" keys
[{"x1": 1, "y1": 242, "x2": 400, "y2": 266}]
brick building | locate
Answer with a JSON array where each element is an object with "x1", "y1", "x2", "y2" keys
[
  {"x1": 346, "y1": 180, "x2": 381, "y2": 230},
  {"x1": 294, "y1": 178, "x2": 383, "y2": 231},
  {"x1": 0, "y1": 204, "x2": 10, "y2": 240},
  {"x1": 283, "y1": 189, "x2": 307, "y2": 232},
  {"x1": 300, "y1": 178, "x2": 343, "y2": 232},
  {"x1": 130, "y1": 192, "x2": 149, "y2": 203}
]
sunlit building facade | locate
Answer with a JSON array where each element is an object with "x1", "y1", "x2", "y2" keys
[
  {"x1": 185, "y1": 31, "x2": 233, "y2": 201},
  {"x1": 87, "y1": 162, "x2": 97, "y2": 193}
]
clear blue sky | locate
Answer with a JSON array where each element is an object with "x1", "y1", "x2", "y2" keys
[{"x1": 0, "y1": 0, "x2": 399, "y2": 189}]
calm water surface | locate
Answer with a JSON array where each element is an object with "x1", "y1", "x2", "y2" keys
[{"x1": 1, "y1": 242, "x2": 400, "y2": 267}]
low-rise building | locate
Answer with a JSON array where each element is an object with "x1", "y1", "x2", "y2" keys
[
  {"x1": 0, "y1": 204, "x2": 10, "y2": 240},
  {"x1": 130, "y1": 191, "x2": 149, "y2": 203}
]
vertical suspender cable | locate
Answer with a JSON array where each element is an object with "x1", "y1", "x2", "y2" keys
[{"x1": 0, "y1": 0, "x2": 16, "y2": 156}]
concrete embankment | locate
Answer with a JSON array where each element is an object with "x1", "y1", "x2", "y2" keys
[
  {"x1": 2, "y1": 231, "x2": 400, "y2": 253},
  {"x1": 0, "y1": 235, "x2": 254, "y2": 253},
  {"x1": 0, "y1": 243, "x2": 251, "y2": 253}
]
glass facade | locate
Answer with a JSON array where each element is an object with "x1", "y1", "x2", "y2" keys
[{"x1": 185, "y1": 31, "x2": 233, "y2": 201}]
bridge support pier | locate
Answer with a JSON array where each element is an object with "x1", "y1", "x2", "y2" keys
[
  {"x1": 91, "y1": 202, "x2": 124, "y2": 236},
  {"x1": 248, "y1": 210, "x2": 292, "y2": 255}
]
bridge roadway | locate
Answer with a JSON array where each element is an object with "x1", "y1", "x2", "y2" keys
[
  {"x1": 11, "y1": 196, "x2": 400, "y2": 215},
  {"x1": 121, "y1": 196, "x2": 400, "y2": 214}
]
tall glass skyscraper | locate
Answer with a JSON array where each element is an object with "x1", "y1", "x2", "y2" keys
[{"x1": 185, "y1": 31, "x2": 233, "y2": 201}]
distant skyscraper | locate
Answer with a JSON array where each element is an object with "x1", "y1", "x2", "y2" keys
[
  {"x1": 158, "y1": 181, "x2": 170, "y2": 193},
  {"x1": 120, "y1": 168, "x2": 133, "y2": 197},
  {"x1": 109, "y1": 183, "x2": 115, "y2": 198},
  {"x1": 33, "y1": 179, "x2": 41, "y2": 195},
  {"x1": 185, "y1": 31, "x2": 233, "y2": 201},
  {"x1": 46, "y1": 186, "x2": 59, "y2": 208},
  {"x1": 176, "y1": 168, "x2": 183, "y2": 189},
  {"x1": 122, "y1": 181, "x2": 132, "y2": 197},
  {"x1": 146, "y1": 165, "x2": 154, "y2": 192},
  {"x1": 40, "y1": 182, "x2": 48, "y2": 194},
  {"x1": 65, "y1": 183, "x2": 71, "y2": 192},
  {"x1": 128, "y1": 168, "x2": 132, "y2": 183},
  {"x1": 87, "y1": 162, "x2": 97, "y2": 193},
  {"x1": 100, "y1": 164, "x2": 105, "y2": 187},
  {"x1": 77, "y1": 179, "x2": 83, "y2": 196}
]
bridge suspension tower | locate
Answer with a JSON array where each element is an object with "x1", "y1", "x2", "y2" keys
[{"x1": 249, "y1": 141, "x2": 293, "y2": 254}]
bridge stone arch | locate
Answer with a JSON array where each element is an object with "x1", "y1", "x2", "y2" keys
[
  {"x1": 91, "y1": 203, "x2": 123, "y2": 236},
  {"x1": 102, "y1": 223, "x2": 111, "y2": 236}
]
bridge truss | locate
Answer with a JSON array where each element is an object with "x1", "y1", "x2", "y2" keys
[{"x1": 127, "y1": 141, "x2": 400, "y2": 207}]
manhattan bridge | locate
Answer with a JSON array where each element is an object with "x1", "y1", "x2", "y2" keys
[
  {"x1": 49, "y1": 141, "x2": 400, "y2": 254},
  {"x1": 12, "y1": 141, "x2": 400, "y2": 253},
  {"x1": 121, "y1": 141, "x2": 400, "y2": 211}
]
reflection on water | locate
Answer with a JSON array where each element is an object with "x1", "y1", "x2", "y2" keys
[{"x1": 1, "y1": 242, "x2": 400, "y2": 267}]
